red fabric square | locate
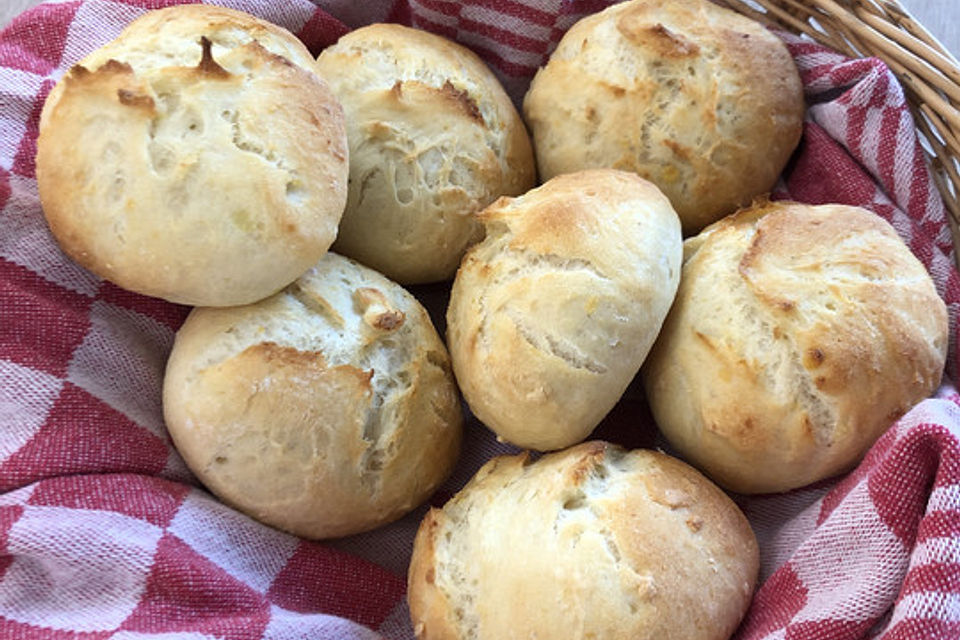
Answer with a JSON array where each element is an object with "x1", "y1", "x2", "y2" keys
[
  {"x1": 0, "y1": 618, "x2": 112, "y2": 640},
  {"x1": 385, "y1": 0, "x2": 413, "y2": 25},
  {"x1": 931, "y1": 425, "x2": 960, "y2": 490},
  {"x1": 901, "y1": 561, "x2": 960, "y2": 595},
  {"x1": 295, "y1": 6, "x2": 349, "y2": 53},
  {"x1": 0, "y1": 2, "x2": 82, "y2": 76},
  {"x1": 784, "y1": 619, "x2": 870, "y2": 640},
  {"x1": 94, "y1": 281, "x2": 190, "y2": 332},
  {"x1": 119, "y1": 532, "x2": 270, "y2": 639},
  {"x1": 868, "y1": 427, "x2": 942, "y2": 546},
  {"x1": 27, "y1": 474, "x2": 190, "y2": 528},
  {"x1": 786, "y1": 123, "x2": 878, "y2": 207},
  {"x1": 0, "y1": 167, "x2": 11, "y2": 212},
  {"x1": 917, "y1": 509, "x2": 960, "y2": 543},
  {"x1": 0, "y1": 382, "x2": 169, "y2": 492},
  {"x1": 267, "y1": 541, "x2": 405, "y2": 629},
  {"x1": 0, "y1": 258, "x2": 93, "y2": 378},
  {"x1": 558, "y1": 0, "x2": 617, "y2": 16},
  {"x1": 738, "y1": 564, "x2": 808, "y2": 639},
  {"x1": 0, "y1": 504, "x2": 24, "y2": 581}
]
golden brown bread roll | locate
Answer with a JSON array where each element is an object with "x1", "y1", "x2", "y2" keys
[
  {"x1": 523, "y1": 0, "x2": 804, "y2": 234},
  {"x1": 37, "y1": 5, "x2": 348, "y2": 306},
  {"x1": 446, "y1": 170, "x2": 682, "y2": 451},
  {"x1": 316, "y1": 23, "x2": 536, "y2": 284},
  {"x1": 642, "y1": 200, "x2": 948, "y2": 494},
  {"x1": 408, "y1": 441, "x2": 759, "y2": 640},
  {"x1": 163, "y1": 253, "x2": 462, "y2": 539}
]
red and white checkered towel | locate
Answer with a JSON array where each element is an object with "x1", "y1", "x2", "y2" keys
[{"x1": 1, "y1": 1, "x2": 959, "y2": 638}]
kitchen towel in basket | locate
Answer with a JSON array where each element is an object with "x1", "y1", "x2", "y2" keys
[{"x1": 1, "y1": 1, "x2": 959, "y2": 639}]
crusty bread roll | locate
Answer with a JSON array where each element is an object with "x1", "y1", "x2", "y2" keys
[
  {"x1": 643, "y1": 200, "x2": 948, "y2": 494},
  {"x1": 408, "y1": 441, "x2": 759, "y2": 640},
  {"x1": 446, "y1": 170, "x2": 682, "y2": 451},
  {"x1": 37, "y1": 5, "x2": 348, "y2": 306},
  {"x1": 163, "y1": 253, "x2": 462, "y2": 539},
  {"x1": 523, "y1": 0, "x2": 804, "y2": 235},
  {"x1": 316, "y1": 23, "x2": 536, "y2": 284}
]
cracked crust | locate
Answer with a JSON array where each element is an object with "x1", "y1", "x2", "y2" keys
[
  {"x1": 446, "y1": 170, "x2": 682, "y2": 451},
  {"x1": 642, "y1": 200, "x2": 949, "y2": 493},
  {"x1": 316, "y1": 23, "x2": 536, "y2": 284},
  {"x1": 522, "y1": 0, "x2": 804, "y2": 235},
  {"x1": 36, "y1": 5, "x2": 348, "y2": 306},
  {"x1": 408, "y1": 442, "x2": 759, "y2": 640},
  {"x1": 162, "y1": 253, "x2": 462, "y2": 539}
]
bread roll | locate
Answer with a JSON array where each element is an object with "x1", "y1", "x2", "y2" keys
[
  {"x1": 163, "y1": 253, "x2": 462, "y2": 539},
  {"x1": 408, "y1": 441, "x2": 759, "y2": 640},
  {"x1": 523, "y1": 0, "x2": 804, "y2": 234},
  {"x1": 316, "y1": 23, "x2": 536, "y2": 284},
  {"x1": 37, "y1": 5, "x2": 348, "y2": 306},
  {"x1": 643, "y1": 200, "x2": 948, "y2": 494},
  {"x1": 446, "y1": 169, "x2": 682, "y2": 451}
]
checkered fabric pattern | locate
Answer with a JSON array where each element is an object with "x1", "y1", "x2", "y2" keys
[{"x1": 1, "y1": 1, "x2": 959, "y2": 638}]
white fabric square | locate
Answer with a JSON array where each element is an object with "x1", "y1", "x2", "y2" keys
[
  {"x1": 749, "y1": 485, "x2": 832, "y2": 583},
  {"x1": 168, "y1": 491, "x2": 299, "y2": 593},
  {"x1": 211, "y1": 0, "x2": 314, "y2": 31},
  {"x1": 67, "y1": 300, "x2": 174, "y2": 440},
  {"x1": 110, "y1": 632, "x2": 219, "y2": 640},
  {"x1": 0, "y1": 114, "x2": 26, "y2": 173},
  {"x1": 859, "y1": 106, "x2": 886, "y2": 173},
  {"x1": 791, "y1": 480, "x2": 906, "y2": 624},
  {"x1": 0, "y1": 67, "x2": 44, "y2": 172},
  {"x1": 0, "y1": 360, "x2": 64, "y2": 466},
  {"x1": 0, "y1": 175, "x2": 101, "y2": 297},
  {"x1": 0, "y1": 505, "x2": 162, "y2": 631},
  {"x1": 262, "y1": 605, "x2": 382, "y2": 640},
  {"x1": 61, "y1": 1, "x2": 147, "y2": 69}
]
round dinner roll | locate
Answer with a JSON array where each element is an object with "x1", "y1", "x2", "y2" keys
[
  {"x1": 447, "y1": 170, "x2": 682, "y2": 451},
  {"x1": 37, "y1": 5, "x2": 348, "y2": 306},
  {"x1": 316, "y1": 23, "x2": 536, "y2": 284},
  {"x1": 408, "y1": 441, "x2": 759, "y2": 640},
  {"x1": 523, "y1": 0, "x2": 804, "y2": 234},
  {"x1": 162, "y1": 253, "x2": 462, "y2": 539},
  {"x1": 643, "y1": 200, "x2": 949, "y2": 494}
]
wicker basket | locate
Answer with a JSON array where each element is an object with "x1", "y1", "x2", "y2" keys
[{"x1": 718, "y1": 0, "x2": 960, "y2": 260}]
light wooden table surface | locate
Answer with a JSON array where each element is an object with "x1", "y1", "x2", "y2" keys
[{"x1": 1, "y1": 0, "x2": 958, "y2": 56}]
